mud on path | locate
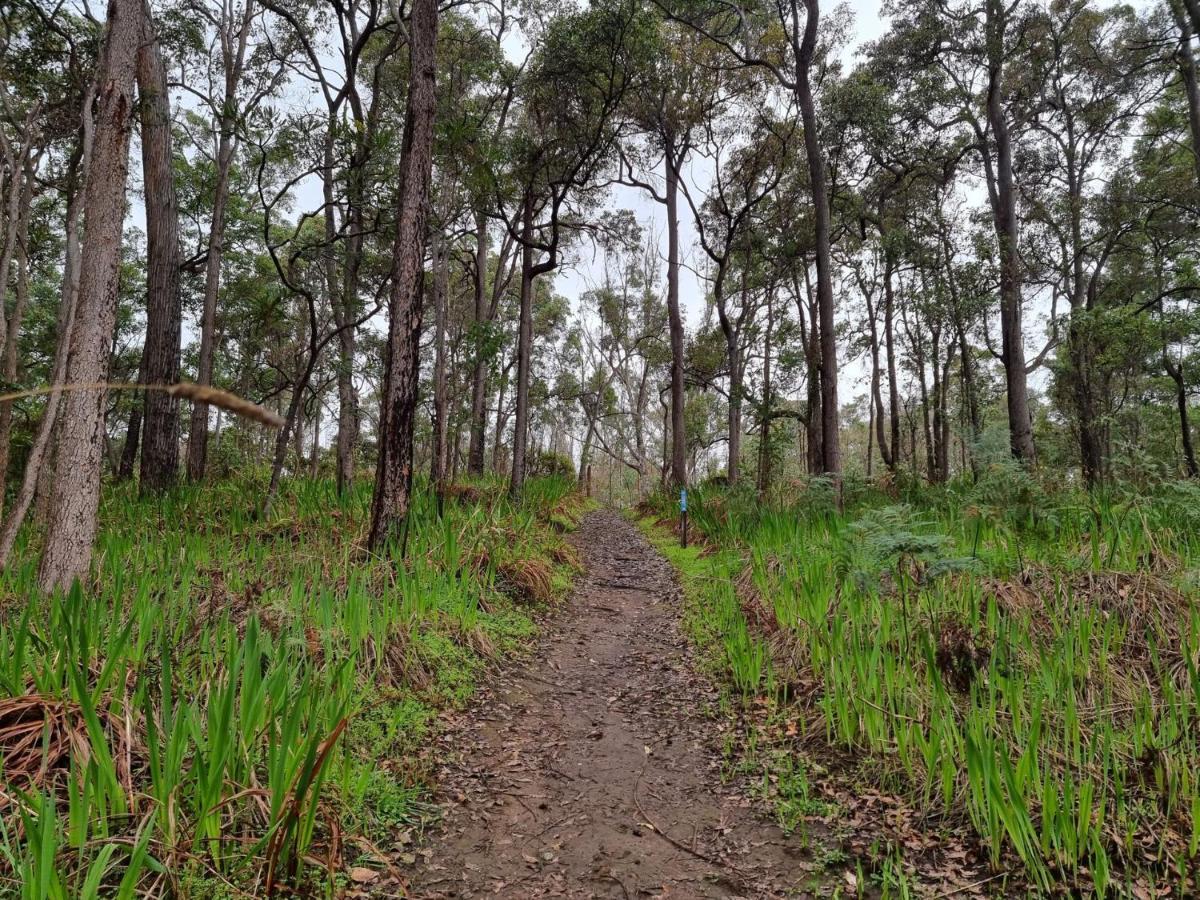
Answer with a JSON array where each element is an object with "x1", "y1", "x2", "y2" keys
[{"x1": 406, "y1": 510, "x2": 821, "y2": 898}]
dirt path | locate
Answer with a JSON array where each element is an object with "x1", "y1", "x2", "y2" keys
[{"x1": 406, "y1": 510, "x2": 821, "y2": 899}]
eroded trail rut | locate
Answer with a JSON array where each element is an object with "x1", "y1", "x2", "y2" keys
[{"x1": 408, "y1": 511, "x2": 815, "y2": 899}]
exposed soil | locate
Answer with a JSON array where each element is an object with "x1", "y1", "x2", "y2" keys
[{"x1": 404, "y1": 510, "x2": 823, "y2": 898}]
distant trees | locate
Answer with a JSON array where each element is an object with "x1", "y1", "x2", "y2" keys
[{"x1": 3, "y1": 0, "x2": 1200, "y2": 589}]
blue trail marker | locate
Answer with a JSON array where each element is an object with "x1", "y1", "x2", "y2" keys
[{"x1": 680, "y1": 488, "x2": 688, "y2": 548}]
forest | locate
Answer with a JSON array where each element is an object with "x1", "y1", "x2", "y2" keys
[{"x1": 1, "y1": 0, "x2": 1199, "y2": 895}]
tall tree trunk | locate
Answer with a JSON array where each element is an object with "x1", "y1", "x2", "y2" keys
[
  {"x1": 665, "y1": 144, "x2": 687, "y2": 489},
  {"x1": 1173, "y1": 0, "x2": 1200, "y2": 190},
  {"x1": 509, "y1": 194, "x2": 535, "y2": 499},
  {"x1": 493, "y1": 358, "x2": 510, "y2": 473},
  {"x1": 467, "y1": 207, "x2": 489, "y2": 474},
  {"x1": 367, "y1": 0, "x2": 438, "y2": 550},
  {"x1": 137, "y1": 10, "x2": 182, "y2": 493},
  {"x1": 796, "y1": 0, "x2": 840, "y2": 479},
  {"x1": 756, "y1": 290, "x2": 773, "y2": 494},
  {"x1": 864, "y1": 283, "x2": 892, "y2": 469},
  {"x1": 0, "y1": 160, "x2": 35, "y2": 498},
  {"x1": 117, "y1": 353, "x2": 146, "y2": 482},
  {"x1": 38, "y1": 0, "x2": 141, "y2": 593},
  {"x1": 187, "y1": 2, "x2": 251, "y2": 482},
  {"x1": 431, "y1": 229, "x2": 450, "y2": 509},
  {"x1": 985, "y1": 0, "x2": 1035, "y2": 464},
  {"x1": 883, "y1": 253, "x2": 901, "y2": 470}
]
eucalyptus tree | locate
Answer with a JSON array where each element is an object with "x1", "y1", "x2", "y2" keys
[
  {"x1": 684, "y1": 109, "x2": 790, "y2": 484},
  {"x1": 367, "y1": 0, "x2": 438, "y2": 550},
  {"x1": 1022, "y1": 0, "x2": 1158, "y2": 485},
  {"x1": 178, "y1": 0, "x2": 279, "y2": 481},
  {"x1": 135, "y1": 5, "x2": 184, "y2": 493},
  {"x1": 38, "y1": 0, "x2": 144, "y2": 593},
  {"x1": 497, "y1": 0, "x2": 653, "y2": 498},
  {"x1": 666, "y1": 0, "x2": 846, "y2": 478},
  {"x1": 617, "y1": 19, "x2": 726, "y2": 490},
  {"x1": 880, "y1": 0, "x2": 1043, "y2": 464}
]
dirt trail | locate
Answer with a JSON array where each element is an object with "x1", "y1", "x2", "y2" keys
[{"x1": 406, "y1": 510, "x2": 820, "y2": 898}]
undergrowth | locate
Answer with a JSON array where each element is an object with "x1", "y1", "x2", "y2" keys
[
  {"x1": 640, "y1": 471, "x2": 1200, "y2": 896},
  {"x1": 0, "y1": 474, "x2": 583, "y2": 897}
]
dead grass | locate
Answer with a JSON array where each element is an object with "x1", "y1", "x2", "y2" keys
[
  {"x1": 497, "y1": 557, "x2": 555, "y2": 605},
  {"x1": 0, "y1": 694, "x2": 136, "y2": 817}
]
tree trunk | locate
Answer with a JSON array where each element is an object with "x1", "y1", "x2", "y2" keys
[
  {"x1": 509, "y1": 194, "x2": 535, "y2": 499},
  {"x1": 137, "y1": 10, "x2": 183, "y2": 493},
  {"x1": 883, "y1": 252, "x2": 901, "y2": 470},
  {"x1": 796, "y1": 0, "x2": 840, "y2": 479},
  {"x1": 431, "y1": 229, "x2": 450, "y2": 508},
  {"x1": 367, "y1": 0, "x2": 438, "y2": 550},
  {"x1": 493, "y1": 358, "x2": 510, "y2": 473},
  {"x1": 467, "y1": 207, "x2": 489, "y2": 474},
  {"x1": 726, "y1": 332, "x2": 742, "y2": 485},
  {"x1": 985, "y1": 0, "x2": 1036, "y2": 464},
  {"x1": 665, "y1": 144, "x2": 687, "y2": 488},
  {"x1": 38, "y1": 0, "x2": 142, "y2": 593},
  {"x1": 0, "y1": 161, "x2": 34, "y2": 498},
  {"x1": 756, "y1": 290, "x2": 774, "y2": 494},
  {"x1": 117, "y1": 353, "x2": 146, "y2": 482},
  {"x1": 187, "y1": 2, "x2": 250, "y2": 482}
]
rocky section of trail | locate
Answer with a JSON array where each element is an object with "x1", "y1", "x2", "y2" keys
[{"x1": 402, "y1": 510, "x2": 824, "y2": 899}]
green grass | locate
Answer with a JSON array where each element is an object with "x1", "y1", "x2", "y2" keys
[
  {"x1": 640, "y1": 471, "x2": 1200, "y2": 895},
  {"x1": 0, "y1": 473, "x2": 582, "y2": 897}
]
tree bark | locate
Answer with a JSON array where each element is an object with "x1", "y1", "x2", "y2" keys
[
  {"x1": 796, "y1": 0, "x2": 840, "y2": 479},
  {"x1": 137, "y1": 7, "x2": 183, "y2": 493},
  {"x1": 367, "y1": 0, "x2": 438, "y2": 550},
  {"x1": 509, "y1": 193, "x2": 535, "y2": 498},
  {"x1": 431, "y1": 228, "x2": 450, "y2": 509},
  {"x1": 38, "y1": 0, "x2": 142, "y2": 593},
  {"x1": 0, "y1": 158, "x2": 35, "y2": 498},
  {"x1": 665, "y1": 145, "x2": 687, "y2": 489},
  {"x1": 187, "y1": 1, "x2": 252, "y2": 482},
  {"x1": 985, "y1": 0, "x2": 1036, "y2": 464},
  {"x1": 467, "y1": 207, "x2": 489, "y2": 474}
]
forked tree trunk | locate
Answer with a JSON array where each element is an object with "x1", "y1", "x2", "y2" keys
[
  {"x1": 137, "y1": 9, "x2": 183, "y2": 493},
  {"x1": 38, "y1": 0, "x2": 142, "y2": 593},
  {"x1": 367, "y1": 0, "x2": 438, "y2": 551}
]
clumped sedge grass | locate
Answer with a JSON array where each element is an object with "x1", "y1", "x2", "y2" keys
[
  {"x1": 0, "y1": 473, "x2": 581, "y2": 897},
  {"x1": 642, "y1": 473, "x2": 1200, "y2": 893}
]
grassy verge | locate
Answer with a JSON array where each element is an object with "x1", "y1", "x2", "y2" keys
[
  {"x1": 0, "y1": 474, "x2": 583, "y2": 897},
  {"x1": 638, "y1": 472, "x2": 1200, "y2": 896}
]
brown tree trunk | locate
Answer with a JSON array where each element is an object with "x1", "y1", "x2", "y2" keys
[
  {"x1": 883, "y1": 253, "x2": 901, "y2": 470},
  {"x1": 117, "y1": 352, "x2": 146, "y2": 482},
  {"x1": 431, "y1": 229, "x2": 450, "y2": 508},
  {"x1": 467, "y1": 207, "x2": 489, "y2": 475},
  {"x1": 137, "y1": 10, "x2": 182, "y2": 492},
  {"x1": 509, "y1": 194, "x2": 535, "y2": 498},
  {"x1": 9, "y1": 107, "x2": 92, "y2": 554},
  {"x1": 985, "y1": 0, "x2": 1036, "y2": 464},
  {"x1": 187, "y1": 1, "x2": 251, "y2": 482},
  {"x1": 367, "y1": 0, "x2": 438, "y2": 550},
  {"x1": 796, "y1": 0, "x2": 840, "y2": 480},
  {"x1": 0, "y1": 159, "x2": 35, "y2": 497},
  {"x1": 38, "y1": 0, "x2": 142, "y2": 593},
  {"x1": 665, "y1": 145, "x2": 687, "y2": 489}
]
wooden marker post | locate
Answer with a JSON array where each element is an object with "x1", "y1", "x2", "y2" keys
[{"x1": 680, "y1": 488, "x2": 688, "y2": 548}]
